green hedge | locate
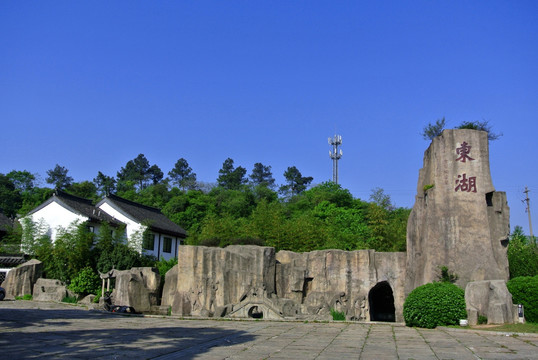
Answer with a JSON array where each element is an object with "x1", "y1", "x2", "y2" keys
[
  {"x1": 403, "y1": 282, "x2": 467, "y2": 328},
  {"x1": 507, "y1": 275, "x2": 538, "y2": 323}
]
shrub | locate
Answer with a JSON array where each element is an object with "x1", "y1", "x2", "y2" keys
[
  {"x1": 68, "y1": 267, "x2": 100, "y2": 296},
  {"x1": 478, "y1": 315, "x2": 488, "y2": 325},
  {"x1": 507, "y1": 229, "x2": 538, "y2": 278},
  {"x1": 403, "y1": 282, "x2": 467, "y2": 328},
  {"x1": 16, "y1": 294, "x2": 33, "y2": 300},
  {"x1": 507, "y1": 275, "x2": 538, "y2": 323},
  {"x1": 330, "y1": 308, "x2": 346, "y2": 321},
  {"x1": 155, "y1": 257, "x2": 178, "y2": 279},
  {"x1": 62, "y1": 295, "x2": 78, "y2": 304}
]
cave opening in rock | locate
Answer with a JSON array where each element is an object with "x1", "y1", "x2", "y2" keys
[
  {"x1": 368, "y1": 281, "x2": 395, "y2": 322},
  {"x1": 248, "y1": 306, "x2": 263, "y2": 319}
]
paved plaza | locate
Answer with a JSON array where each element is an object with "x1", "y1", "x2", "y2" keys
[{"x1": 0, "y1": 301, "x2": 536, "y2": 359}]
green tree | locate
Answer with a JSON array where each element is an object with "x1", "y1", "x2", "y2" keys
[
  {"x1": 217, "y1": 158, "x2": 247, "y2": 190},
  {"x1": 508, "y1": 226, "x2": 538, "y2": 278},
  {"x1": 148, "y1": 164, "x2": 164, "y2": 185},
  {"x1": 117, "y1": 154, "x2": 152, "y2": 190},
  {"x1": 421, "y1": 117, "x2": 446, "y2": 141},
  {"x1": 6, "y1": 170, "x2": 37, "y2": 192},
  {"x1": 279, "y1": 166, "x2": 313, "y2": 197},
  {"x1": 0, "y1": 174, "x2": 22, "y2": 217},
  {"x1": 67, "y1": 181, "x2": 98, "y2": 200},
  {"x1": 46, "y1": 164, "x2": 73, "y2": 190},
  {"x1": 93, "y1": 171, "x2": 116, "y2": 196},
  {"x1": 249, "y1": 163, "x2": 275, "y2": 188},
  {"x1": 168, "y1": 158, "x2": 197, "y2": 190},
  {"x1": 369, "y1": 187, "x2": 394, "y2": 211}
]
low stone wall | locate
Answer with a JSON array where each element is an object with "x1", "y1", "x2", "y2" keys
[{"x1": 162, "y1": 245, "x2": 406, "y2": 321}]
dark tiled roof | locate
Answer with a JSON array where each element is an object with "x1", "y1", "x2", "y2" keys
[
  {"x1": 97, "y1": 194, "x2": 187, "y2": 238},
  {"x1": 0, "y1": 255, "x2": 26, "y2": 268},
  {"x1": 27, "y1": 191, "x2": 123, "y2": 226}
]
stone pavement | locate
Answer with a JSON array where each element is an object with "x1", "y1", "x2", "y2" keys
[{"x1": 0, "y1": 301, "x2": 536, "y2": 359}]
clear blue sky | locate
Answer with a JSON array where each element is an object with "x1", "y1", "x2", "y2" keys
[{"x1": 1, "y1": 1, "x2": 537, "y2": 234}]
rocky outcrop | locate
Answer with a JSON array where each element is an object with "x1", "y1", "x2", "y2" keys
[
  {"x1": 162, "y1": 245, "x2": 276, "y2": 317},
  {"x1": 111, "y1": 267, "x2": 161, "y2": 313},
  {"x1": 1, "y1": 259, "x2": 42, "y2": 299},
  {"x1": 465, "y1": 280, "x2": 516, "y2": 325},
  {"x1": 276, "y1": 249, "x2": 406, "y2": 321},
  {"x1": 33, "y1": 278, "x2": 67, "y2": 302},
  {"x1": 162, "y1": 245, "x2": 406, "y2": 321},
  {"x1": 406, "y1": 129, "x2": 510, "y2": 294}
]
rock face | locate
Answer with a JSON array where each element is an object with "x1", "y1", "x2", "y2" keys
[
  {"x1": 0, "y1": 259, "x2": 42, "y2": 299},
  {"x1": 162, "y1": 245, "x2": 406, "y2": 321},
  {"x1": 162, "y1": 245, "x2": 276, "y2": 317},
  {"x1": 406, "y1": 129, "x2": 510, "y2": 294},
  {"x1": 465, "y1": 280, "x2": 516, "y2": 325},
  {"x1": 33, "y1": 278, "x2": 67, "y2": 302},
  {"x1": 111, "y1": 267, "x2": 161, "y2": 313}
]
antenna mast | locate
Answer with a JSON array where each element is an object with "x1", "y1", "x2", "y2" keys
[
  {"x1": 328, "y1": 134, "x2": 343, "y2": 184},
  {"x1": 524, "y1": 186, "x2": 534, "y2": 239}
]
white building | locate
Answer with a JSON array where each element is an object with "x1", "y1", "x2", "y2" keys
[{"x1": 23, "y1": 191, "x2": 186, "y2": 260}]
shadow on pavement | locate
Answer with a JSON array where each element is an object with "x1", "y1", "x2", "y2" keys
[{"x1": 0, "y1": 307, "x2": 256, "y2": 359}]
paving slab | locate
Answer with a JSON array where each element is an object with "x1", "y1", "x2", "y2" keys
[{"x1": 1, "y1": 300, "x2": 537, "y2": 359}]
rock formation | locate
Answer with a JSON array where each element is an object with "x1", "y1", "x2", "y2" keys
[
  {"x1": 162, "y1": 245, "x2": 406, "y2": 321},
  {"x1": 406, "y1": 129, "x2": 510, "y2": 294},
  {"x1": 465, "y1": 280, "x2": 517, "y2": 325},
  {"x1": 111, "y1": 267, "x2": 161, "y2": 313},
  {"x1": 1, "y1": 259, "x2": 42, "y2": 299},
  {"x1": 33, "y1": 278, "x2": 68, "y2": 302}
]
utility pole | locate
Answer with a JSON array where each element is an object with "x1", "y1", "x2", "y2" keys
[
  {"x1": 328, "y1": 135, "x2": 343, "y2": 184},
  {"x1": 523, "y1": 186, "x2": 534, "y2": 239}
]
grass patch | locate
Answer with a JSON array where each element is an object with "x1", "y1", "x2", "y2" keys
[
  {"x1": 15, "y1": 294, "x2": 33, "y2": 300},
  {"x1": 473, "y1": 322, "x2": 538, "y2": 334},
  {"x1": 62, "y1": 295, "x2": 78, "y2": 304},
  {"x1": 330, "y1": 308, "x2": 346, "y2": 321}
]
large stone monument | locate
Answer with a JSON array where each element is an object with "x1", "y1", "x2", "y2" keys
[{"x1": 405, "y1": 129, "x2": 510, "y2": 293}]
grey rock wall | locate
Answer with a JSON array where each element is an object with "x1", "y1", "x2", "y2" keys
[
  {"x1": 1, "y1": 259, "x2": 42, "y2": 299},
  {"x1": 163, "y1": 245, "x2": 406, "y2": 321},
  {"x1": 111, "y1": 267, "x2": 161, "y2": 313},
  {"x1": 33, "y1": 278, "x2": 67, "y2": 302},
  {"x1": 406, "y1": 129, "x2": 510, "y2": 294}
]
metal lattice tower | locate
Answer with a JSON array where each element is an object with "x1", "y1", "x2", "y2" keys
[{"x1": 328, "y1": 134, "x2": 343, "y2": 184}]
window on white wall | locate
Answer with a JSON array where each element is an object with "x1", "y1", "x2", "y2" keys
[
  {"x1": 143, "y1": 232, "x2": 155, "y2": 251},
  {"x1": 163, "y1": 237, "x2": 172, "y2": 253}
]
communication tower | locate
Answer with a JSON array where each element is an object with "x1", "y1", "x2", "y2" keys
[{"x1": 328, "y1": 135, "x2": 343, "y2": 184}]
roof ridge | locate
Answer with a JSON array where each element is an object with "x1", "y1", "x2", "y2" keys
[
  {"x1": 106, "y1": 194, "x2": 162, "y2": 212},
  {"x1": 55, "y1": 190, "x2": 94, "y2": 205}
]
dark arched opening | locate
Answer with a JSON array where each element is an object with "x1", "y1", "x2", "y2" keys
[
  {"x1": 368, "y1": 281, "x2": 395, "y2": 322},
  {"x1": 248, "y1": 306, "x2": 263, "y2": 319}
]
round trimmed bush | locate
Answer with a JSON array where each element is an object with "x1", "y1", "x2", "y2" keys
[
  {"x1": 404, "y1": 282, "x2": 467, "y2": 328},
  {"x1": 68, "y1": 267, "x2": 100, "y2": 296},
  {"x1": 507, "y1": 275, "x2": 538, "y2": 323}
]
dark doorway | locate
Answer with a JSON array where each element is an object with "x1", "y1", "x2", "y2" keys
[
  {"x1": 248, "y1": 306, "x2": 263, "y2": 319},
  {"x1": 368, "y1": 281, "x2": 395, "y2": 322}
]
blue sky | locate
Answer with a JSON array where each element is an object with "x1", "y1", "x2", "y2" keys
[{"x1": 1, "y1": 1, "x2": 537, "y2": 234}]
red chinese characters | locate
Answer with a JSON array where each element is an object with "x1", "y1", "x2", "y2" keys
[
  {"x1": 455, "y1": 141, "x2": 477, "y2": 193},
  {"x1": 455, "y1": 142, "x2": 474, "y2": 163}
]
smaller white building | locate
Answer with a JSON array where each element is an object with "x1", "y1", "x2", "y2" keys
[{"x1": 23, "y1": 191, "x2": 186, "y2": 260}]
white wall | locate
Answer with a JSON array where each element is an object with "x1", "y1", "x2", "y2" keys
[
  {"x1": 97, "y1": 202, "x2": 147, "y2": 252},
  {"x1": 27, "y1": 202, "x2": 88, "y2": 241}
]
